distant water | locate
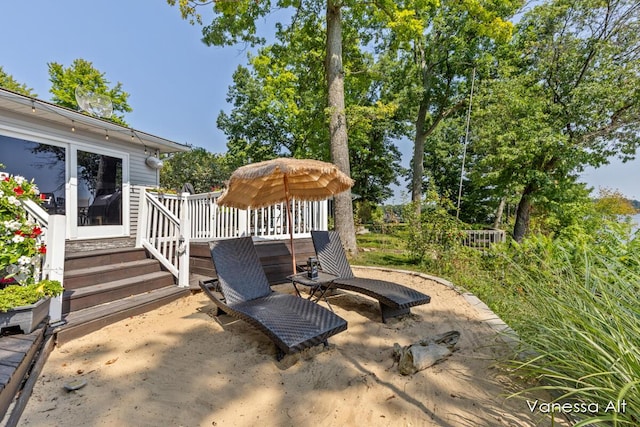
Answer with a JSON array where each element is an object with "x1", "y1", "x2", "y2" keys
[{"x1": 632, "y1": 214, "x2": 640, "y2": 233}]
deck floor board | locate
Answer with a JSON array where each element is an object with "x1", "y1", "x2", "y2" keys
[{"x1": 0, "y1": 325, "x2": 45, "y2": 421}]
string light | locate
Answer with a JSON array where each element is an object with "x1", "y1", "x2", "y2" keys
[{"x1": 2, "y1": 91, "x2": 179, "y2": 155}]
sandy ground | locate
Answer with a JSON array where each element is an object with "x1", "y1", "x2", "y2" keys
[{"x1": 18, "y1": 267, "x2": 561, "y2": 427}]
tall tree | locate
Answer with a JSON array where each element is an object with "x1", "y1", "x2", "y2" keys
[
  {"x1": 473, "y1": 0, "x2": 640, "y2": 242},
  {"x1": 0, "y1": 66, "x2": 37, "y2": 97},
  {"x1": 160, "y1": 147, "x2": 231, "y2": 193},
  {"x1": 48, "y1": 58, "x2": 132, "y2": 126},
  {"x1": 217, "y1": 12, "x2": 403, "y2": 205},
  {"x1": 374, "y1": 0, "x2": 519, "y2": 211},
  {"x1": 168, "y1": 0, "x2": 365, "y2": 253},
  {"x1": 325, "y1": 0, "x2": 356, "y2": 251}
]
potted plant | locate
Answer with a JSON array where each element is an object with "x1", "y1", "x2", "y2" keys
[
  {"x1": 0, "y1": 279, "x2": 63, "y2": 333},
  {"x1": 0, "y1": 168, "x2": 64, "y2": 333}
]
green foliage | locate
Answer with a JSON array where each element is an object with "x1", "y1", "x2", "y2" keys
[
  {"x1": 354, "y1": 199, "x2": 640, "y2": 426},
  {"x1": 0, "y1": 280, "x2": 63, "y2": 312},
  {"x1": 0, "y1": 169, "x2": 63, "y2": 312},
  {"x1": 471, "y1": 0, "x2": 640, "y2": 240},
  {"x1": 48, "y1": 58, "x2": 132, "y2": 126},
  {"x1": 404, "y1": 190, "x2": 466, "y2": 273},
  {"x1": 0, "y1": 66, "x2": 37, "y2": 96},
  {"x1": 217, "y1": 11, "x2": 404, "y2": 204},
  {"x1": 160, "y1": 147, "x2": 231, "y2": 193},
  {"x1": 502, "y1": 237, "x2": 640, "y2": 426},
  {"x1": 593, "y1": 188, "x2": 638, "y2": 217},
  {"x1": 354, "y1": 200, "x2": 383, "y2": 226},
  {"x1": 0, "y1": 171, "x2": 46, "y2": 285},
  {"x1": 375, "y1": 0, "x2": 520, "y2": 203}
]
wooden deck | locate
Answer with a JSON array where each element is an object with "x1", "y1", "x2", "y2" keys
[
  {"x1": 190, "y1": 237, "x2": 317, "y2": 285},
  {"x1": 0, "y1": 322, "x2": 50, "y2": 425}
]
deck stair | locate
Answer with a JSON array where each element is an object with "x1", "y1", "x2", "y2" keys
[{"x1": 53, "y1": 247, "x2": 189, "y2": 345}]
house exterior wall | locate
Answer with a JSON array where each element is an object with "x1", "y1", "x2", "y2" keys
[{"x1": 0, "y1": 106, "x2": 162, "y2": 241}]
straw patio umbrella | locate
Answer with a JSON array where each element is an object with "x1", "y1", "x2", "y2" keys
[{"x1": 216, "y1": 158, "x2": 354, "y2": 274}]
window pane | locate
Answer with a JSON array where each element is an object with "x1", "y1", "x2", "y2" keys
[
  {"x1": 0, "y1": 135, "x2": 66, "y2": 215},
  {"x1": 78, "y1": 150, "x2": 122, "y2": 226}
]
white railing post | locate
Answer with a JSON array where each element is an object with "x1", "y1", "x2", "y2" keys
[
  {"x1": 320, "y1": 199, "x2": 329, "y2": 231},
  {"x1": 238, "y1": 208, "x2": 249, "y2": 237},
  {"x1": 44, "y1": 215, "x2": 66, "y2": 323},
  {"x1": 178, "y1": 192, "x2": 191, "y2": 287},
  {"x1": 136, "y1": 187, "x2": 149, "y2": 248}
]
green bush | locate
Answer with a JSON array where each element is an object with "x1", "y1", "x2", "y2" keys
[
  {"x1": 404, "y1": 193, "x2": 466, "y2": 264},
  {"x1": 505, "y1": 239, "x2": 639, "y2": 426}
]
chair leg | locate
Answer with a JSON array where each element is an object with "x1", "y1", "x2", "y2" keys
[{"x1": 380, "y1": 304, "x2": 410, "y2": 323}]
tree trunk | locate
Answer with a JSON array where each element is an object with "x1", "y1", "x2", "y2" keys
[
  {"x1": 492, "y1": 197, "x2": 505, "y2": 229},
  {"x1": 326, "y1": 0, "x2": 357, "y2": 254},
  {"x1": 513, "y1": 184, "x2": 534, "y2": 242},
  {"x1": 412, "y1": 103, "x2": 429, "y2": 210}
]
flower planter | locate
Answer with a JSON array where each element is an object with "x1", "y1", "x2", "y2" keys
[{"x1": 0, "y1": 297, "x2": 50, "y2": 334}]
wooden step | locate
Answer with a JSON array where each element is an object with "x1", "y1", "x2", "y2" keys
[
  {"x1": 53, "y1": 286, "x2": 191, "y2": 346},
  {"x1": 0, "y1": 326, "x2": 45, "y2": 419},
  {"x1": 63, "y1": 271, "x2": 175, "y2": 313},
  {"x1": 64, "y1": 247, "x2": 148, "y2": 270},
  {"x1": 64, "y1": 258, "x2": 163, "y2": 289}
]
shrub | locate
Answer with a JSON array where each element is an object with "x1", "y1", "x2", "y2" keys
[
  {"x1": 404, "y1": 191, "x2": 465, "y2": 265},
  {"x1": 0, "y1": 168, "x2": 63, "y2": 312},
  {"x1": 0, "y1": 171, "x2": 45, "y2": 285},
  {"x1": 506, "y1": 239, "x2": 639, "y2": 426}
]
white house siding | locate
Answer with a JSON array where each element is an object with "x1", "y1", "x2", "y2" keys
[{"x1": 0, "y1": 106, "x2": 169, "y2": 240}]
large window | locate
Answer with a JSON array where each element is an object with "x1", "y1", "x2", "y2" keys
[
  {"x1": 0, "y1": 135, "x2": 66, "y2": 215},
  {"x1": 77, "y1": 150, "x2": 122, "y2": 226}
]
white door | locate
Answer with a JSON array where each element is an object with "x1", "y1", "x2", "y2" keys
[{"x1": 70, "y1": 146, "x2": 129, "y2": 239}]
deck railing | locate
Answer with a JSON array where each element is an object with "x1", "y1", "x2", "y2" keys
[
  {"x1": 461, "y1": 229, "x2": 506, "y2": 249},
  {"x1": 137, "y1": 189, "x2": 329, "y2": 287},
  {"x1": 137, "y1": 190, "x2": 189, "y2": 286},
  {"x1": 21, "y1": 199, "x2": 66, "y2": 322}
]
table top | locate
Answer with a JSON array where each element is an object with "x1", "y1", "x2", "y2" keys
[{"x1": 287, "y1": 271, "x2": 337, "y2": 286}]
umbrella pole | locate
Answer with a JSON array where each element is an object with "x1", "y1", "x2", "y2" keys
[{"x1": 284, "y1": 177, "x2": 296, "y2": 275}]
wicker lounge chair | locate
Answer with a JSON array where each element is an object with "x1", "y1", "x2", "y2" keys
[
  {"x1": 201, "y1": 237, "x2": 348, "y2": 360},
  {"x1": 311, "y1": 230, "x2": 431, "y2": 322}
]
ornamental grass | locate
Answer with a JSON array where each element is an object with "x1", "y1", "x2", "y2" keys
[{"x1": 507, "y1": 244, "x2": 639, "y2": 426}]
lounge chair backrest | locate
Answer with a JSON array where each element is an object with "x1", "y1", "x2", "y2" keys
[
  {"x1": 209, "y1": 237, "x2": 272, "y2": 305},
  {"x1": 311, "y1": 230, "x2": 355, "y2": 279}
]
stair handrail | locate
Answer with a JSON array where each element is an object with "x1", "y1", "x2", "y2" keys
[
  {"x1": 21, "y1": 198, "x2": 66, "y2": 322},
  {"x1": 137, "y1": 189, "x2": 190, "y2": 286}
]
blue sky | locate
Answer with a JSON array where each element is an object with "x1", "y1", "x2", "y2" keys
[{"x1": 1, "y1": 1, "x2": 637, "y2": 202}]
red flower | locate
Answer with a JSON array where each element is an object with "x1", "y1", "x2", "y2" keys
[
  {"x1": 13, "y1": 186, "x2": 24, "y2": 196},
  {"x1": 31, "y1": 226, "x2": 42, "y2": 237},
  {"x1": 38, "y1": 245, "x2": 47, "y2": 254},
  {"x1": 3, "y1": 177, "x2": 9, "y2": 182}
]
